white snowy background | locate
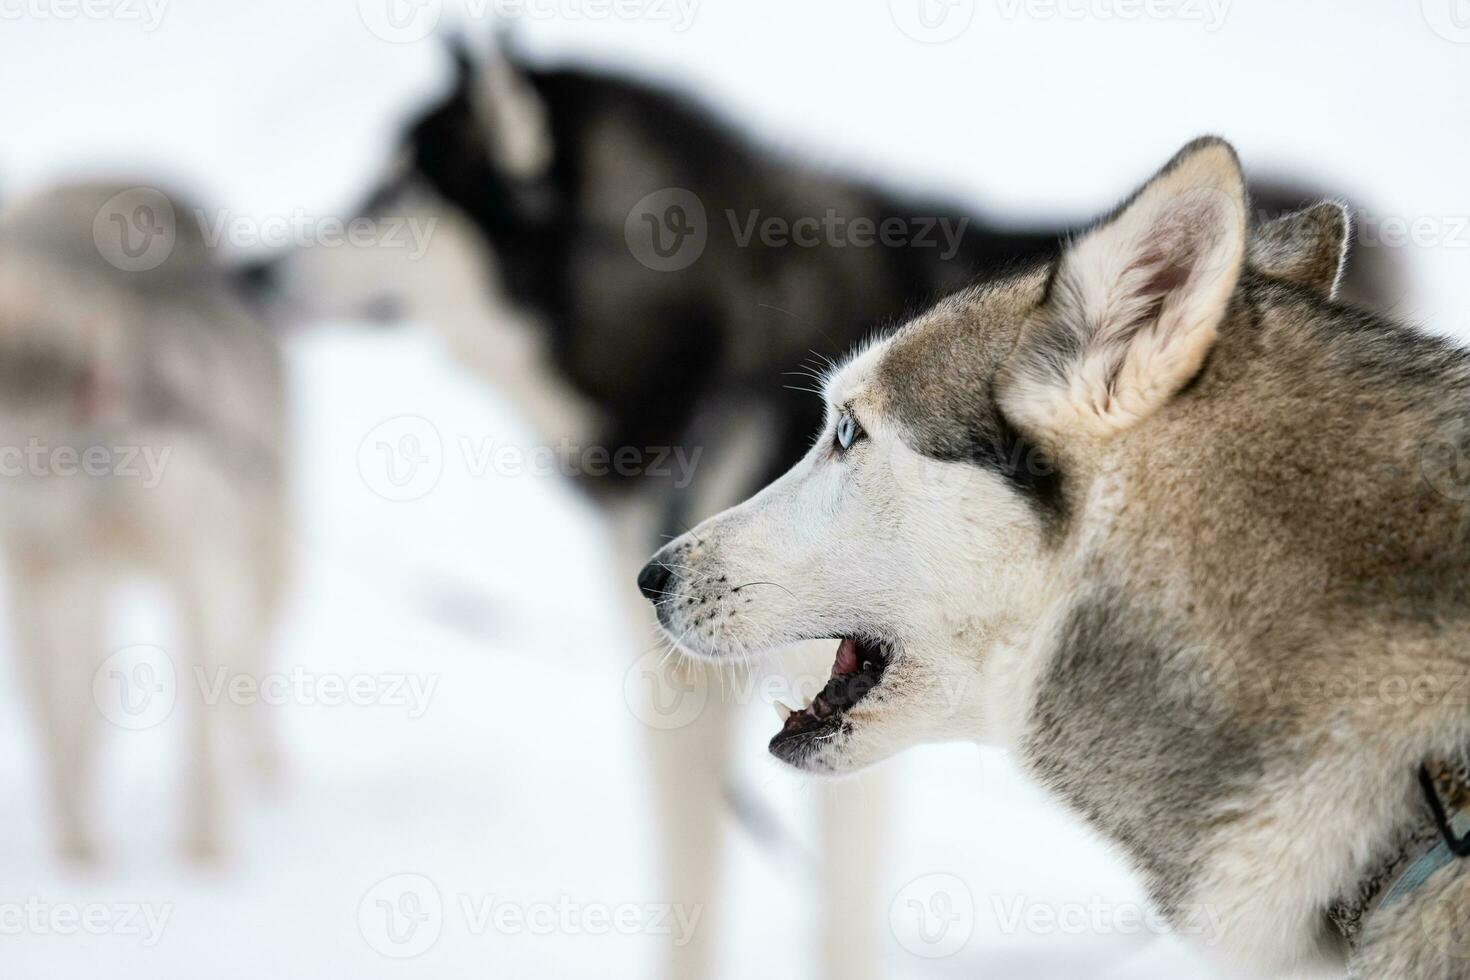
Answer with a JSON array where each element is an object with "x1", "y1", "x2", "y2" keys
[{"x1": 0, "y1": 1, "x2": 1465, "y2": 977}]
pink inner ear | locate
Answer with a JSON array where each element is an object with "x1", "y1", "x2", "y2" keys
[
  {"x1": 1140, "y1": 255, "x2": 1192, "y2": 295},
  {"x1": 1116, "y1": 197, "x2": 1232, "y2": 331},
  {"x1": 1102, "y1": 250, "x2": 1192, "y2": 357},
  {"x1": 1000, "y1": 145, "x2": 1245, "y2": 439},
  {"x1": 1141, "y1": 202, "x2": 1220, "y2": 278}
]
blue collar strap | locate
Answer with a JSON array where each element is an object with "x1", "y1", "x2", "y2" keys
[
  {"x1": 1327, "y1": 759, "x2": 1470, "y2": 949},
  {"x1": 1373, "y1": 766, "x2": 1470, "y2": 913}
]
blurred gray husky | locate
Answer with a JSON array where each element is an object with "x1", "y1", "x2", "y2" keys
[{"x1": 0, "y1": 184, "x2": 287, "y2": 860}]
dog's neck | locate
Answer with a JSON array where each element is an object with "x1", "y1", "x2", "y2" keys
[
  {"x1": 969, "y1": 591, "x2": 1069, "y2": 750},
  {"x1": 1328, "y1": 753, "x2": 1470, "y2": 950}
]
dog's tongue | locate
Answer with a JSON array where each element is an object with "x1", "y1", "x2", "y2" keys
[{"x1": 833, "y1": 638, "x2": 860, "y2": 676}]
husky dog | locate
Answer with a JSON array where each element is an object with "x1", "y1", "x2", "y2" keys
[
  {"x1": 0, "y1": 184, "x2": 288, "y2": 860},
  {"x1": 272, "y1": 40, "x2": 1408, "y2": 980},
  {"x1": 318, "y1": 41, "x2": 1399, "y2": 523},
  {"x1": 641, "y1": 137, "x2": 1470, "y2": 978}
]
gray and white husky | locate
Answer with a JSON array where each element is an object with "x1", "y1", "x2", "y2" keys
[
  {"x1": 643, "y1": 138, "x2": 1470, "y2": 978},
  {"x1": 0, "y1": 184, "x2": 288, "y2": 860}
]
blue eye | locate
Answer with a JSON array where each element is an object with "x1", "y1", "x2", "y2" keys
[{"x1": 835, "y1": 413, "x2": 862, "y2": 451}]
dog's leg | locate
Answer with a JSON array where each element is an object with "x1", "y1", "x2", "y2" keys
[
  {"x1": 818, "y1": 767, "x2": 889, "y2": 980},
  {"x1": 235, "y1": 516, "x2": 289, "y2": 786},
  {"x1": 176, "y1": 551, "x2": 244, "y2": 862},
  {"x1": 1353, "y1": 858, "x2": 1470, "y2": 979},
  {"x1": 643, "y1": 658, "x2": 740, "y2": 980},
  {"x1": 12, "y1": 549, "x2": 103, "y2": 863},
  {"x1": 611, "y1": 495, "x2": 735, "y2": 980}
]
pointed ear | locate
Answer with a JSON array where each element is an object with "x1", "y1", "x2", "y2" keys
[
  {"x1": 443, "y1": 32, "x2": 477, "y2": 92},
  {"x1": 1000, "y1": 137, "x2": 1247, "y2": 441},
  {"x1": 1249, "y1": 202, "x2": 1349, "y2": 299},
  {"x1": 481, "y1": 34, "x2": 551, "y2": 177}
]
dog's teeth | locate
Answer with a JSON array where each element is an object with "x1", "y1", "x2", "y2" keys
[{"x1": 774, "y1": 701, "x2": 793, "y2": 722}]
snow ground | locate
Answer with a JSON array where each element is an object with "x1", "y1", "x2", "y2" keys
[{"x1": 0, "y1": 2, "x2": 1465, "y2": 977}]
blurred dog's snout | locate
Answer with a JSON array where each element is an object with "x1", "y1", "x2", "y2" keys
[{"x1": 637, "y1": 557, "x2": 673, "y2": 603}]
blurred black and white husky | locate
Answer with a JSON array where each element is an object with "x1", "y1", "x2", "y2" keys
[
  {"x1": 0, "y1": 184, "x2": 288, "y2": 860},
  {"x1": 286, "y1": 40, "x2": 1397, "y2": 522},
  {"x1": 274, "y1": 38, "x2": 1402, "y2": 979}
]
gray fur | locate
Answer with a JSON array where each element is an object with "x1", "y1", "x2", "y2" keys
[
  {"x1": 1012, "y1": 263, "x2": 1470, "y2": 975},
  {"x1": 1023, "y1": 586, "x2": 1267, "y2": 919},
  {"x1": 643, "y1": 139, "x2": 1470, "y2": 978}
]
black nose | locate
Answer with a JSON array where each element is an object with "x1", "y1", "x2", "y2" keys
[{"x1": 637, "y1": 559, "x2": 673, "y2": 603}]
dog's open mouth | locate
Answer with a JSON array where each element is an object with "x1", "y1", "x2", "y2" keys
[{"x1": 769, "y1": 636, "x2": 890, "y2": 761}]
